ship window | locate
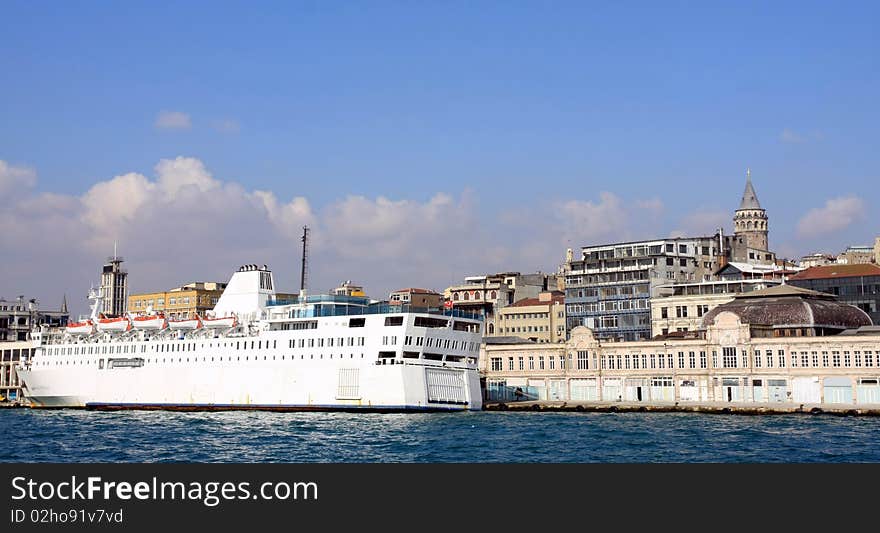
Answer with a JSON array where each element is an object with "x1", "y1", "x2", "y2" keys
[
  {"x1": 384, "y1": 316, "x2": 404, "y2": 326},
  {"x1": 273, "y1": 340, "x2": 277, "y2": 349},
  {"x1": 349, "y1": 318, "x2": 366, "y2": 328}
]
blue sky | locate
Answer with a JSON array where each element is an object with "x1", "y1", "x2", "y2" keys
[{"x1": 1, "y1": 1, "x2": 877, "y2": 313}]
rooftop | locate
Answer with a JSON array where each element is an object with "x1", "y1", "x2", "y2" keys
[
  {"x1": 701, "y1": 284, "x2": 872, "y2": 330},
  {"x1": 391, "y1": 288, "x2": 440, "y2": 295},
  {"x1": 737, "y1": 173, "x2": 762, "y2": 210},
  {"x1": 788, "y1": 263, "x2": 880, "y2": 281},
  {"x1": 507, "y1": 292, "x2": 565, "y2": 308}
]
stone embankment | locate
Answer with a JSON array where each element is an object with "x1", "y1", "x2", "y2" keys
[{"x1": 484, "y1": 400, "x2": 880, "y2": 416}]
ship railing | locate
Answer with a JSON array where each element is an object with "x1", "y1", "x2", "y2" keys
[{"x1": 263, "y1": 303, "x2": 482, "y2": 321}]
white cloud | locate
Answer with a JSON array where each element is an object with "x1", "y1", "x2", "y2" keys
[
  {"x1": 155, "y1": 110, "x2": 192, "y2": 130},
  {"x1": 558, "y1": 192, "x2": 666, "y2": 247},
  {"x1": 797, "y1": 196, "x2": 866, "y2": 237},
  {"x1": 0, "y1": 160, "x2": 37, "y2": 199}
]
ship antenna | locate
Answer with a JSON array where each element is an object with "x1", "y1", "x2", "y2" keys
[{"x1": 300, "y1": 225, "x2": 309, "y2": 298}]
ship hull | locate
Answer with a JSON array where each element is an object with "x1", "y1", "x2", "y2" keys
[{"x1": 18, "y1": 352, "x2": 481, "y2": 412}]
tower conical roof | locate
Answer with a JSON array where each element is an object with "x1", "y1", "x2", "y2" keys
[{"x1": 738, "y1": 169, "x2": 762, "y2": 210}]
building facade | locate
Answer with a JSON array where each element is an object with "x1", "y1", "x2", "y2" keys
[
  {"x1": 389, "y1": 288, "x2": 443, "y2": 308},
  {"x1": 128, "y1": 282, "x2": 227, "y2": 320},
  {"x1": 100, "y1": 254, "x2": 128, "y2": 317},
  {"x1": 564, "y1": 236, "x2": 725, "y2": 342},
  {"x1": 0, "y1": 340, "x2": 36, "y2": 401},
  {"x1": 789, "y1": 264, "x2": 880, "y2": 325},
  {"x1": 495, "y1": 291, "x2": 566, "y2": 343},
  {"x1": 650, "y1": 279, "x2": 781, "y2": 337},
  {"x1": 483, "y1": 286, "x2": 879, "y2": 407},
  {"x1": 836, "y1": 245, "x2": 875, "y2": 265},
  {"x1": 0, "y1": 297, "x2": 69, "y2": 342},
  {"x1": 446, "y1": 272, "x2": 554, "y2": 335}
]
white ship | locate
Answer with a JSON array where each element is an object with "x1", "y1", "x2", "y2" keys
[{"x1": 17, "y1": 264, "x2": 483, "y2": 411}]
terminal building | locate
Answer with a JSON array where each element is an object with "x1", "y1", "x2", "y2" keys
[{"x1": 483, "y1": 285, "x2": 880, "y2": 407}]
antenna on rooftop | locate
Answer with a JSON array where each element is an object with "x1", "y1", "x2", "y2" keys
[{"x1": 300, "y1": 225, "x2": 309, "y2": 298}]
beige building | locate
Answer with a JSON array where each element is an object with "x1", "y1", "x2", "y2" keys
[
  {"x1": 128, "y1": 282, "x2": 227, "y2": 320},
  {"x1": 876, "y1": 237, "x2": 880, "y2": 265},
  {"x1": 650, "y1": 279, "x2": 780, "y2": 337},
  {"x1": 389, "y1": 288, "x2": 443, "y2": 308},
  {"x1": 837, "y1": 245, "x2": 875, "y2": 265},
  {"x1": 483, "y1": 285, "x2": 880, "y2": 406},
  {"x1": 446, "y1": 272, "x2": 555, "y2": 333},
  {"x1": 495, "y1": 291, "x2": 565, "y2": 343}
]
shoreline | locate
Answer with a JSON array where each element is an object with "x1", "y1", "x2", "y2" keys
[{"x1": 483, "y1": 400, "x2": 880, "y2": 416}]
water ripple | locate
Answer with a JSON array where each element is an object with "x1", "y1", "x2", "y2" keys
[{"x1": 2, "y1": 410, "x2": 880, "y2": 462}]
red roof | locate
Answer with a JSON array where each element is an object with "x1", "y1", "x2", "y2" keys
[
  {"x1": 508, "y1": 292, "x2": 565, "y2": 308},
  {"x1": 789, "y1": 263, "x2": 880, "y2": 281}
]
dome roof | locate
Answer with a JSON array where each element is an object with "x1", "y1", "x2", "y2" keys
[{"x1": 701, "y1": 284, "x2": 872, "y2": 330}]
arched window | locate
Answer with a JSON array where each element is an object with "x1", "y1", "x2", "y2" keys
[
  {"x1": 453, "y1": 293, "x2": 460, "y2": 301},
  {"x1": 475, "y1": 291, "x2": 481, "y2": 299},
  {"x1": 463, "y1": 292, "x2": 470, "y2": 301},
  {"x1": 491, "y1": 290, "x2": 497, "y2": 299},
  {"x1": 747, "y1": 221, "x2": 752, "y2": 229},
  {"x1": 488, "y1": 323, "x2": 495, "y2": 334}
]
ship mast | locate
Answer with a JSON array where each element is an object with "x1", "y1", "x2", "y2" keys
[{"x1": 299, "y1": 225, "x2": 309, "y2": 298}]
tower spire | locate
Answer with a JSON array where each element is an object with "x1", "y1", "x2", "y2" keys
[
  {"x1": 61, "y1": 293, "x2": 68, "y2": 314},
  {"x1": 738, "y1": 168, "x2": 762, "y2": 210}
]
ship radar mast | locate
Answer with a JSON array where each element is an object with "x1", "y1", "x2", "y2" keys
[{"x1": 300, "y1": 225, "x2": 309, "y2": 299}]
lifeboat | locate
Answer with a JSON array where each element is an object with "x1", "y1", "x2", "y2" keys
[
  {"x1": 168, "y1": 316, "x2": 203, "y2": 330},
  {"x1": 65, "y1": 320, "x2": 95, "y2": 336},
  {"x1": 202, "y1": 316, "x2": 237, "y2": 329},
  {"x1": 132, "y1": 314, "x2": 167, "y2": 330},
  {"x1": 96, "y1": 316, "x2": 132, "y2": 332}
]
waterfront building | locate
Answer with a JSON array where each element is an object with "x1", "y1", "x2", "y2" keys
[
  {"x1": 128, "y1": 282, "x2": 228, "y2": 320},
  {"x1": 788, "y1": 264, "x2": 880, "y2": 325},
  {"x1": 0, "y1": 296, "x2": 69, "y2": 342},
  {"x1": 0, "y1": 340, "x2": 36, "y2": 401},
  {"x1": 495, "y1": 291, "x2": 566, "y2": 343},
  {"x1": 389, "y1": 288, "x2": 443, "y2": 309},
  {"x1": 445, "y1": 272, "x2": 554, "y2": 335},
  {"x1": 483, "y1": 285, "x2": 879, "y2": 406},
  {"x1": 100, "y1": 251, "x2": 128, "y2": 317},
  {"x1": 650, "y1": 279, "x2": 781, "y2": 337},
  {"x1": 876, "y1": 237, "x2": 880, "y2": 265}
]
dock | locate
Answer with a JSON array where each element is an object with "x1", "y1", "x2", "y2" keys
[{"x1": 484, "y1": 400, "x2": 880, "y2": 416}]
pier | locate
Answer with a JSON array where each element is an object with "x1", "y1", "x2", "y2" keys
[{"x1": 485, "y1": 400, "x2": 880, "y2": 416}]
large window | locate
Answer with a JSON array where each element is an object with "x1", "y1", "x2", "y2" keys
[
  {"x1": 490, "y1": 358, "x2": 502, "y2": 371},
  {"x1": 722, "y1": 347, "x2": 737, "y2": 368}
]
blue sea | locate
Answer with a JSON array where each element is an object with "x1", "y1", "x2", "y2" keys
[{"x1": 2, "y1": 409, "x2": 879, "y2": 462}]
